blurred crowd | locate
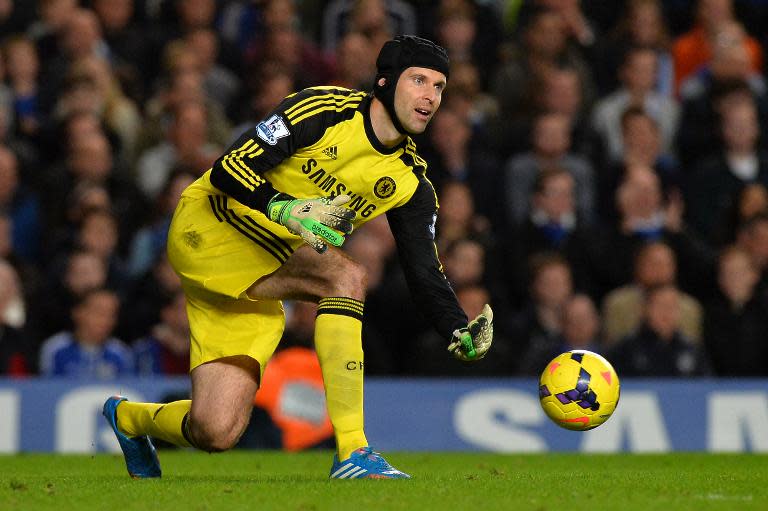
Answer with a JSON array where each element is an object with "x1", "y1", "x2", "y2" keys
[{"x1": 1, "y1": 0, "x2": 768, "y2": 380}]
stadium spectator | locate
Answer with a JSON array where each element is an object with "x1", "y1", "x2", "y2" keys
[
  {"x1": 597, "y1": 107, "x2": 681, "y2": 222},
  {"x1": 40, "y1": 132, "x2": 149, "y2": 249},
  {"x1": 601, "y1": 240, "x2": 703, "y2": 346},
  {"x1": 592, "y1": 0, "x2": 674, "y2": 97},
  {"x1": 510, "y1": 252, "x2": 573, "y2": 358},
  {"x1": 136, "y1": 100, "x2": 219, "y2": 199},
  {"x1": 72, "y1": 208, "x2": 128, "y2": 290},
  {"x1": 440, "y1": 60, "x2": 499, "y2": 136},
  {"x1": 43, "y1": 108, "x2": 114, "y2": 171},
  {"x1": 133, "y1": 290, "x2": 190, "y2": 376},
  {"x1": 676, "y1": 76, "x2": 768, "y2": 169},
  {"x1": 536, "y1": 66, "x2": 601, "y2": 161},
  {"x1": 672, "y1": 0, "x2": 763, "y2": 95},
  {"x1": 591, "y1": 47, "x2": 680, "y2": 165},
  {"x1": 37, "y1": 249, "x2": 108, "y2": 339},
  {"x1": 441, "y1": 237, "x2": 487, "y2": 290},
  {"x1": 517, "y1": 293, "x2": 603, "y2": 376},
  {"x1": 434, "y1": 181, "x2": 493, "y2": 249},
  {"x1": 504, "y1": 167, "x2": 607, "y2": 303},
  {"x1": 39, "y1": 287, "x2": 132, "y2": 378},
  {"x1": 685, "y1": 96, "x2": 768, "y2": 243},
  {"x1": 600, "y1": 165, "x2": 714, "y2": 294},
  {"x1": 704, "y1": 245, "x2": 768, "y2": 376},
  {"x1": 140, "y1": 52, "x2": 232, "y2": 153},
  {"x1": 45, "y1": 180, "x2": 111, "y2": 258},
  {"x1": 490, "y1": 7, "x2": 594, "y2": 139},
  {"x1": 431, "y1": 0, "x2": 503, "y2": 76},
  {"x1": 61, "y1": 55, "x2": 142, "y2": 166},
  {"x1": 2, "y1": 34, "x2": 41, "y2": 141},
  {"x1": 183, "y1": 28, "x2": 241, "y2": 113},
  {"x1": 608, "y1": 284, "x2": 711, "y2": 377},
  {"x1": 422, "y1": 108, "x2": 503, "y2": 225},
  {"x1": 504, "y1": 111, "x2": 596, "y2": 227},
  {"x1": 679, "y1": 20, "x2": 766, "y2": 103}
]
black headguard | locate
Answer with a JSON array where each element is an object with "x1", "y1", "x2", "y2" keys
[{"x1": 373, "y1": 35, "x2": 450, "y2": 134}]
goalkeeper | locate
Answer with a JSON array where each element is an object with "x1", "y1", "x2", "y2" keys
[{"x1": 103, "y1": 35, "x2": 493, "y2": 480}]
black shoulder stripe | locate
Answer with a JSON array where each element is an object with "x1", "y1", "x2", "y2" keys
[
  {"x1": 284, "y1": 88, "x2": 361, "y2": 118},
  {"x1": 288, "y1": 95, "x2": 364, "y2": 125}
]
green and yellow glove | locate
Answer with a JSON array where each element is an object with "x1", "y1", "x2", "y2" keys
[
  {"x1": 267, "y1": 194, "x2": 355, "y2": 253},
  {"x1": 447, "y1": 304, "x2": 494, "y2": 361}
]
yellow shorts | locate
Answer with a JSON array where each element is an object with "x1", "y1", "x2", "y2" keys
[{"x1": 166, "y1": 191, "x2": 304, "y2": 373}]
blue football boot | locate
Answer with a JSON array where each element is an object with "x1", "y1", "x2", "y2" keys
[
  {"x1": 102, "y1": 396, "x2": 162, "y2": 478},
  {"x1": 329, "y1": 447, "x2": 410, "y2": 479}
]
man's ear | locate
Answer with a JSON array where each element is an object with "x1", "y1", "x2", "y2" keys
[{"x1": 377, "y1": 77, "x2": 387, "y2": 87}]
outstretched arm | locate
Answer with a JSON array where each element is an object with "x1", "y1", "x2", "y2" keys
[{"x1": 386, "y1": 178, "x2": 493, "y2": 361}]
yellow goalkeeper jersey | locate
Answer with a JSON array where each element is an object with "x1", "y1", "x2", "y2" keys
[{"x1": 184, "y1": 86, "x2": 467, "y2": 338}]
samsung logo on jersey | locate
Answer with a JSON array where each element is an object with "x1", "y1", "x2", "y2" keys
[
  {"x1": 256, "y1": 115, "x2": 290, "y2": 145},
  {"x1": 301, "y1": 158, "x2": 377, "y2": 218}
]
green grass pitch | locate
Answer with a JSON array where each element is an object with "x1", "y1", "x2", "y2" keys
[{"x1": 1, "y1": 451, "x2": 765, "y2": 511}]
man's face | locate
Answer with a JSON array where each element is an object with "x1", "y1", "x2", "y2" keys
[
  {"x1": 645, "y1": 287, "x2": 680, "y2": 341},
  {"x1": 534, "y1": 173, "x2": 574, "y2": 219},
  {"x1": 393, "y1": 66, "x2": 446, "y2": 134},
  {"x1": 74, "y1": 291, "x2": 119, "y2": 344}
]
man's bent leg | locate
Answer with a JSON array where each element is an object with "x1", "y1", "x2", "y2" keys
[
  {"x1": 315, "y1": 298, "x2": 367, "y2": 459},
  {"x1": 187, "y1": 355, "x2": 260, "y2": 451},
  {"x1": 114, "y1": 356, "x2": 258, "y2": 453},
  {"x1": 248, "y1": 246, "x2": 368, "y2": 459}
]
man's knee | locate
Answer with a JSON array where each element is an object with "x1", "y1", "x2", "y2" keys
[{"x1": 188, "y1": 411, "x2": 249, "y2": 452}]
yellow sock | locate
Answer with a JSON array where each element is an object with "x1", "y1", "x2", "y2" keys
[
  {"x1": 315, "y1": 297, "x2": 368, "y2": 460},
  {"x1": 116, "y1": 400, "x2": 194, "y2": 448}
]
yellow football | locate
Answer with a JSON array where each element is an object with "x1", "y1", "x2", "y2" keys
[{"x1": 539, "y1": 350, "x2": 620, "y2": 431}]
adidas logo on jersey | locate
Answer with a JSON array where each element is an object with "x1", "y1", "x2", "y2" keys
[{"x1": 322, "y1": 146, "x2": 338, "y2": 160}]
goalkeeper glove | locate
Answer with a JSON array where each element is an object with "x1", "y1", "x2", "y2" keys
[
  {"x1": 266, "y1": 193, "x2": 355, "y2": 253},
  {"x1": 447, "y1": 304, "x2": 494, "y2": 361}
]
